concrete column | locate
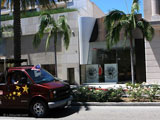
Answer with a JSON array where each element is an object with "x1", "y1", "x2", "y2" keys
[{"x1": 151, "y1": 0, "x2": 159, "y2": 15}]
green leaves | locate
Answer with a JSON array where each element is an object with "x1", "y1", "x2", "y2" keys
[
  {"x1": 33, "y1": 12, "x2": 72, "y2": 51},
  {"x1": 104, "y1": 0, "x2": 154, "y2": 49},
  {"x1": 71, "y1": 86, "x2": 124, "y2": 102},
  {"x1": 131, "y1": 0, "x2": 140, "y2": 14},
  {"x1": 33, "y1": 33, "x2": 41, "y2": 49},
  {"x1": 137, "y1": 19, "x2": 154, "y2": 41},
  {"x1": 104, "y1": 10, "x2": 126, "y2": 32},
  {"x1": 58, "y1": 15, "x2": 71, "y2": 50}
]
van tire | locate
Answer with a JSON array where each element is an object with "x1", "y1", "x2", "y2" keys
[{"x1": 30, "y1": 100, "x2": 48, "y2": 118}]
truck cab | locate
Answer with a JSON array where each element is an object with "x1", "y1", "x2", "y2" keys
[{"x1": 0, "y1": 64, "x2": 72, "y2": 117}]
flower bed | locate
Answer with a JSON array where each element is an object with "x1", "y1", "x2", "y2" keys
[{"x1": 71, "y1": 83, "x2": 160, "y2": 102}]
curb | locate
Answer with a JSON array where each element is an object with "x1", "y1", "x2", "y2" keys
[{"x1": 71, "y1": 102, "x2": 160, "y2": 106}]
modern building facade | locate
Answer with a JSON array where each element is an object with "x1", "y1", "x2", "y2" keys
[
  {"x1": 144, "y1": 0, "x2": 160, "y2": 84},
  {"x1": 79, "y1": 16, "x2": 146, "y2": 84},
  {"x1": 2, "y1": 0, "x2": 156, "y2": 85},
  {"x1": 1, "y1": 0, "x2": 105, "y2": 85}
]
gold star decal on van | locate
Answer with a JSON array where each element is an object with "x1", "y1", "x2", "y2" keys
[
  {"x1": 17, "y1": 92, "x2": 21, "y2": 97},
  {"x1": 12, "y1": 97, "x2": 15, "y2": 100},
  {"x1": 16, "y1": 86, "x2": 20, "y2": 90},
  {"x1": 22, "y1": 85, "x2": 29, "y2": 93},
  {"x1": 13, "y1": 91, "x2": 16, "y2": 95}
]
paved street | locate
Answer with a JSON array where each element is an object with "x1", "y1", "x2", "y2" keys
[{"x1": 0, "y1": 106, "x2": 160, "y2": 120}]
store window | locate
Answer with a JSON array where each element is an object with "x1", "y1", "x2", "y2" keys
[{"x1": 81, "y1": 41, "x2": 133, "y2": 84}]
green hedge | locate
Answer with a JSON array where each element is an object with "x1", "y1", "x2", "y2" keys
[
  {"x1": 1, "y1": 8, "x2": 77, "y2": 21},
  {"x1": 71, "y1": 83, "x2": 160, "y2": 102},
  {"x1": 71, "y1": 86, "x2": 124, "y2": 102}
]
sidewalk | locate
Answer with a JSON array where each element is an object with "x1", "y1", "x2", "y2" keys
[{"x1": 71, "y1": 102, "x2": 160, "y2": 106}]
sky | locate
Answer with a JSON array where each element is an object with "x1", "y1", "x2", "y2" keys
[{"x1": 90, "y1": 0, "x2": 144, "y2": 16}]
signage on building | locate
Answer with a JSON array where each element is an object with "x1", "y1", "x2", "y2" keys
[
  {"x1": 104, "y1": 64, "x2": 118, "y2": 82},
  {"x1": 86, "y1": 64, "x2": 99, "y2": 83}
]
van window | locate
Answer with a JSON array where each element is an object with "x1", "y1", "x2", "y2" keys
[{"x1": 0, "y1": 73, "x2": 5, "y2": 84}]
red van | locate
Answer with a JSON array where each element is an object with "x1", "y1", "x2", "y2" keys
[{"x1": 0, "y1": 65, "x2": 72, "y2": 117}]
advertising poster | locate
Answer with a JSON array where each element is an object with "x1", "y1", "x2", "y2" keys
[
  {"x1": 104, "y1": 64, "x2": 118, "y2": 82},
  {"x1": 86, "y1": 64, "x2": 99, "y2": 83}
]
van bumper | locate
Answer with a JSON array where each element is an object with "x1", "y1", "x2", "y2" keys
[{"x1": 48, "y1": 96, "x2": 73, "y2": 109}]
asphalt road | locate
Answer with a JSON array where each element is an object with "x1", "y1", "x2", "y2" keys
[{"x1": 0, "y1": 106, "x2": 160, "y2": 120}]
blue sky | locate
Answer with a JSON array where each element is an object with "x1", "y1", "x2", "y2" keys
[{"x1": 90, "y1": 0, "x2": 144, "y2": 16}]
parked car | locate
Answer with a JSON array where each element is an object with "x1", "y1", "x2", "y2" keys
[{"x1": 0, "y1": 64, "x2": 72, "y2": 117}]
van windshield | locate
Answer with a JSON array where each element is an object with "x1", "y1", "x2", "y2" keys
[{"x1": 26, "y1": 68, "x2": 55, "y2": 84}]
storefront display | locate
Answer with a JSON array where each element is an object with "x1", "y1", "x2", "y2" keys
[
  {"x1": 86, "y1": 64, "x2": 99, "y2": 83},
  {"x1": 104, "y1": 64, "x2": 118, "y2": 82}
]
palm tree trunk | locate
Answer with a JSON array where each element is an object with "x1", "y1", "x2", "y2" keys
[
  {"x1": 130, "y1": 37, "x2": 135, "y2": 84},
  {"x1": 54, "y1": 37, "x2": 57, "y2": 77},
  {"x1": 13, "y1": 0, "x2": 21, "y2": 66}
]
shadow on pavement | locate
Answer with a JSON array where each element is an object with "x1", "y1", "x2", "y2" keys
[
  {"x1": 47, "y1": 106, "x2": 82, "y2": 118},
  {"x1": 0, "y1": 105, "x2": 87, "y2": 118}
]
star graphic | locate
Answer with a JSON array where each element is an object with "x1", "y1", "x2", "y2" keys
[
  {"x1": 22, "y1": 85, "x2": 29, "y2": 93},
  {"x1": 16, "y1": 86, "x2": 20, "y2": 91},
  {"x1": 9, "y1": 93, "x2": 12, "y2": 96},
  {"x1": 17, "y1": 92, "x2": 21, "y2": 97},
  {"x1": 13, "y1": 91, "x2": 16, "y2": 95},
  {"x1": 12, "y1": 97, "x2": 15, "y2": 100}
]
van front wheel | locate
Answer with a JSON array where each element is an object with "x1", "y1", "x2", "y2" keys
[{"x1": 30, "y1": 100, "x2": 48, "y2": 118}]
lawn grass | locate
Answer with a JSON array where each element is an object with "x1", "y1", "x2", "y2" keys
[{"x1": 1, "y1": 7, "x2": 77, "y2": 21}]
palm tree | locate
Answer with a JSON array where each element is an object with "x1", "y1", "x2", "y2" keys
[
  {"x1": 2, "y1": 0, "x2": 65, "y2": 66},
  {"x1": 104, "y1": 0, "x2": 154, "y2": 84},
  {"x1": 33, "y1": 13, "x2": 72, "y2": 77}
]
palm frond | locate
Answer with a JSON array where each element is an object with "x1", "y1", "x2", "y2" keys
[
  {"x1": 58, "y1": 15, "x2": 71, "y2": 50},
  {"x1": 131, "y1": 14, "x2": 137, "y2": 29},
  {"x1": 104, "y1": 10, "x2": 126, "y2": 31},
  {"x1": 33, "y1": 33, "x2": 41, "y2": 49},
  {"x1": 38, "y1": 13, "x2": 52, "y2": 38},
  {"x1": 106, "y1": 22, "x2": 123, "y2": 49},
  {"x1": 137, "y1": 19, "x2": 154, "y2": 41},
  {"x1": 131, "y1": 0, "x2": 140, "y2": 14},
  {"x1": 45, "y1": 31, "x2": 52, "y2": 51}
]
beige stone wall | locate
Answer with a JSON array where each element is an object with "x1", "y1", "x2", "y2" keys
[
  {"x1": 144, "y1": 0, "x2": 160, "y2": 21},
  {"x1": 2, "y1": 11, "x2": 80, "y2": 84},
  {"x1": 145, "y1": 29, "x2": 160, "y2": 84},
  {"x1": 144, "y1": 0, "x2": 160, "y2": 84},
  {"x1": 144, "y1": 0, "x2": 152, "y2": 21}
]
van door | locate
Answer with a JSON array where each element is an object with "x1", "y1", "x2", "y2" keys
[
  {"x1": 7, "y1": 71, "x2": 31, "y2": 108},
  {"x1": 0, "y1": 73, "x2": 8, "y2": 108}
]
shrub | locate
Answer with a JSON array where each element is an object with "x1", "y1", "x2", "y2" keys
[
  {"x1": 126, "y1": 83, "x2": 160, "y2": 102},
  {"x1": 126, "y1": 83, "x2": 144, "y2": 101},
  {"x1": 143, "y1": 84, "x2": 160, "y2": 102},
  {"x1": 106, "y1": 88, "x2": 124, "y2": 102},
  {"x1": 71, "y1": 84, "x2": 160, "y2": 102},
  {"x1": 71, "y1": 86, "x2": 124, "y2": 102}
]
